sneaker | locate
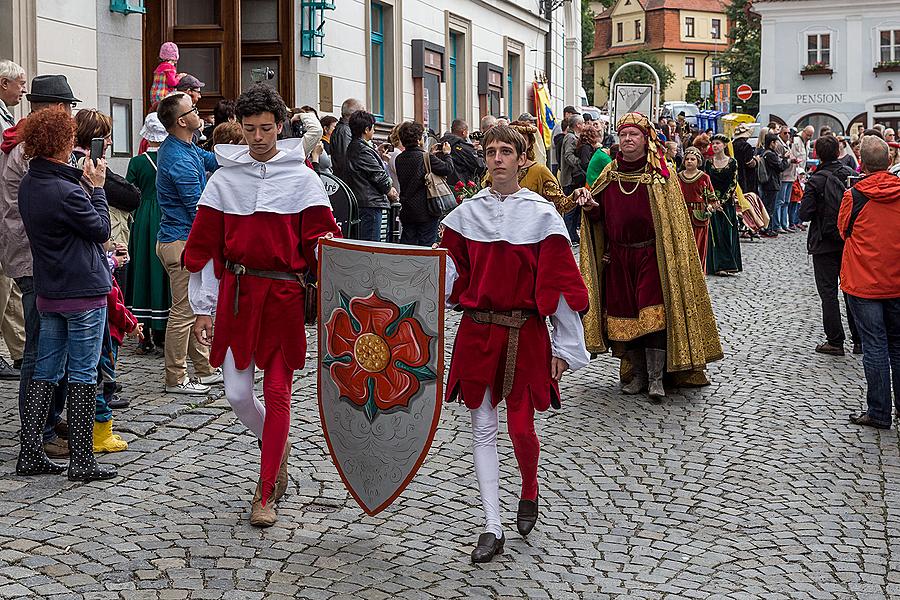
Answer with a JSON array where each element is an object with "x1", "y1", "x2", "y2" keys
[
  {"x1": 0, "y1": 356, "x2": 20, "y2": 380},
  {"x1": 107, "y1": 394, "x2": 131, "y2": 409},
  {"x1": 165, "y1": 378, "x2": 211, "y2": 395},
  {"x1": 198, "y1": 369, "x2": 224, "y2": 385}
]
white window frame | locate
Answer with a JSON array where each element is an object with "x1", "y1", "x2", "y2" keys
[
  {"x1": 875, "y1": 24, "x2": 900, "y2": 64},
  {"x1": 800, "y1": 27, "x2": 837, "y2": 69}
]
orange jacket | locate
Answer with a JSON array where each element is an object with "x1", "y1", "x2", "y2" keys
[{"x1": 839, "y1": 171, "x2": 900, "y2": 299}]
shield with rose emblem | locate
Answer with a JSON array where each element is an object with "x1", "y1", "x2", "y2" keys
[{"x1": 317, "y1": 238, "x2": 445, "y2": 515}]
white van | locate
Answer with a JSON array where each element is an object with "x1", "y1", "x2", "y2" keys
[{"x1": 662, "y1": 102, "x2": 700, "y2": 126}]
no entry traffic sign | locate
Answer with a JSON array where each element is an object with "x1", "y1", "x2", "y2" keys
[{"x1": 736, "y1": 84, "x2": 753, "y2": 101}]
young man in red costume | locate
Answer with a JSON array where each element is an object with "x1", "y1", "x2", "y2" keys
[
  {"x1": 184, "y1": 84, "x2": 341, "y2": 527},
  {"x1": 440, "y1": 125, "x2": 591, "y2": 563}
]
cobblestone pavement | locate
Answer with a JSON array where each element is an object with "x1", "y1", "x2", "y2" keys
[{"x1": 0, "y1": 231, "x2": 896, "y2": 600}]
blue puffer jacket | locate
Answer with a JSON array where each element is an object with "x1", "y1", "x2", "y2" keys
[{"x1": 18, "y1": 157, "x2": 112, "y2": 299}]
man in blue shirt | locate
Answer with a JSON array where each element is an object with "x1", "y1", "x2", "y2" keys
[{"x1": 155, "y1": 92, "x2": 221, "y2": 395}]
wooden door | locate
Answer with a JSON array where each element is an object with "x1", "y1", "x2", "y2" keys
[{"x1": 143, "y1": 0, "x2": 241, "y2": 114}]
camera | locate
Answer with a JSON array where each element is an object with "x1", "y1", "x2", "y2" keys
[
  {"x1": 470, "y1": 130, "x2": 484, "y2": 142},
  {"x1": 251, "y1": 67, "x2": 275, "y2": 83}
]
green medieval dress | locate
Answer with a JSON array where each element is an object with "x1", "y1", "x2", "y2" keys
[
  {"x1": 125, "y1": 150, "x2": 171, "y2": 332},
  {"x1": 703, "y1": 156, "x2": 742, "y2": 275}
]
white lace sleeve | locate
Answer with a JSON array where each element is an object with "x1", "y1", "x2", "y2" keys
[
  {"x1": 188, "y1": 259, "x2": 219, "y2": 316},
  {"x1": 549, "y1": 294, "x2": 590, "y2": 371},
  {"x1": 444, "y1": 254, "x2": 459, "y2": 308}
]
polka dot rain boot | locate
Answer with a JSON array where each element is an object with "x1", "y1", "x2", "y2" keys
[
  {"x1": 66, "y1": 382, "x2": 117, "y2": 483},
  {"x1": 16, "y1": 380, "x2": 67, "y2": 476}
]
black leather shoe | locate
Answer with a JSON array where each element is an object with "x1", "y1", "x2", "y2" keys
[
  {"x1": 517, "y1": 498, "x2": 538, "y2": 537},
  {"x1": 470, "y1": 533, "x2": 504, "y2": 563},
  {"x1": 849, "y1": 412, "x2": 891, "y2": 429},
  {"x1": 852, "y1": 343, "x2": 863, "y2": 355}
]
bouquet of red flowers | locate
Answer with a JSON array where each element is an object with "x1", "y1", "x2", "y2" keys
[{"x1": 454, "y1": 180, "x2": 479, "y2": 204}]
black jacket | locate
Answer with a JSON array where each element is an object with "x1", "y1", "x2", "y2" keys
[
  {"x1": 345, "y1": 137, "x2": 393, "y2": 209},
  {"x1": 395, "y1": 147, "x2": 455, "y2": 224},
  {"x1": 439, "y1": 133, "x2": 484, "y2": 187},
  {"x1": 761, "y1": 148, "x2": 789, "y2": 193},
  {"x1": 18, "y1": 158, "x2": 112, "y2": 299},
  {"x1": 330, "y1": 119, "x2": 352, "y2": 180},
  {"x1": 73, "y1": 150, "x2": 141, "y2": 212},
  {"x1": 799, "y1": 160, "x2": 855, "y2": 255},
  {"x1": 733, "y1": 137, "x2": 758, "y2": 193}
]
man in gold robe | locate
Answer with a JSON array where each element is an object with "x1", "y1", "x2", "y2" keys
[{"x1": 576, "y1": 112, "x2": 722, "y2": 401}]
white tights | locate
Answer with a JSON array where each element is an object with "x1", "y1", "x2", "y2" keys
[
  {"x1": 471, "y1": 390, "x2": 502, "y2": 538},
  {"x1": 222, "y1": 349, "x2": 265, "y2": 439}
]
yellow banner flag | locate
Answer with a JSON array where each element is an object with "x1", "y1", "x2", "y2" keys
[{"x1": 532, "y1": 81, "x2": 556, "y2": 148}]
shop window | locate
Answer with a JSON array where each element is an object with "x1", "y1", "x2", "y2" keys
[
  {"x1": 880, "y1": 29, "x2": 900, "y2": 63},
  {"x1": 684, "y1": 57, "x2": 696, "y2": 78},
  {"x1": 711, "y1": 19, "x2": 721, "y2": 40},
  {"x1": 685, "y1": 17, "x2": 695, "y2": 38},
  {"x1": 807, "y1": 33, "x2": 831, "y2": 67}
]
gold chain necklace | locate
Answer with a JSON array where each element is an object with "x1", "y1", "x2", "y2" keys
[{"x1": 617, "y1": 178, "x2": 641, "y2": 195}]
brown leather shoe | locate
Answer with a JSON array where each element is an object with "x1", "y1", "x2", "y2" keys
[
  {"x1": 271, "y1": 438, "x2": 291, "y2": 504},
  {"x1": 249, "y1": 479, "x2": 277, "y2": 528},
  {"x1": 54, "y1": 420, "x2": 69, "y2": 440},
  {"x1": 43, "y1": 437, "x2": 70, "y2": 458},
  {"x1": 849, "y1": 412, "x2": 891, "y2": 429},
  {"x1": 815, "y1": 342, "x2": 845, "y2": 356}
]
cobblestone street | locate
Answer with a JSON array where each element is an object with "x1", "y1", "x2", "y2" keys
[{"x1": 0, "y1": 232, "x2": 896, "y2": 599}]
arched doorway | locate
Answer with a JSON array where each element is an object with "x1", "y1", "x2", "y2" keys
[
  {"x1": 795, "y1": 112, "x2": 844, "y2": 136},
  {"x1": 848, "y1": 112, "x2": 868, "y2": 138},
  {"x1": 767, "y1": 114, "x2": 786, "y2": 127},
  {"x1": 873, "y1": 103, "x2": 900, "y2": 132}
]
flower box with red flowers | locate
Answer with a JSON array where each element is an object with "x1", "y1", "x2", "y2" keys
[
  {"x1": 800, "y1": 62, "x2": 833, "y2": 77},
  {"x1": 874, "y1": 60, "x2": 900, "y2": 74}
]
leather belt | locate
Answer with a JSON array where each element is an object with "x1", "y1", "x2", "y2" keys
[
  {"x1": 225, "y1": 260, "x2": 306, "y2": 316},
  {"x1": 610, "y1": 238, "x2": 655, "y2": 248},
  {"x1": 464, "y1": 309, "x2": 538, "y2": 400}
]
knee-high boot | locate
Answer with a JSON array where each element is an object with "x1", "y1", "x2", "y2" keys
[
  {"x1": 621, "y1": 350, "x2": 648, "y2": 395},
  {"x1": 67, "y1": 382, "x2": 117, "y2": 482},
  {"x1": 16, "y1": 380, "x2": 67, "y2": 475},
  {"x1": 646, "y1": 348, "x2": 666, "y2": 402}
]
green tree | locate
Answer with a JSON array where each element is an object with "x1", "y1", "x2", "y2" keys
[
  {"x1": 599, "y1": 50, "x2": 676, "y2": 95},
  {"x1": 685, "y1": 80, "x2": 702, "y2": 104},
  {"x1": 719, "y1": 0, "x2": 761, "y2": 114}
]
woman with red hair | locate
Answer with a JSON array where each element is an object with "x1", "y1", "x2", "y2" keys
[{"x1": 15, "y1": 107, "x2": 118, "y2": 482}]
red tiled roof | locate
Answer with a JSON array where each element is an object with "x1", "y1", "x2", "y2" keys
[{"x1": 644, "y1": 0, "x2": 726, "y2": 11}]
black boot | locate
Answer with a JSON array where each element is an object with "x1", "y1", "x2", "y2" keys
[
  {"x1": 516, "y1": 497, "x2": 539, "y2": 537},
  {"x1": 471, "y1": 533, "x2": 505, "y2": 563},
  {"x1": 67, "y1": 382, "x2": 117, "y2": 482},
  {"x1": 16, "y1": 380, "x2": 67, "y2": 475}
]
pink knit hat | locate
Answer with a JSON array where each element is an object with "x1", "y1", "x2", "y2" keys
[{"x1": 159, "y1": 42, "x2": 179, "y2": 61}]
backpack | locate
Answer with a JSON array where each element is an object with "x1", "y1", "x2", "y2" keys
[
  {"x1": 756, "y1": 149, "x2": 769, "y2": 184},
  {"x1": 815, "y1": 167, "x2": 849, "y2": 243}
]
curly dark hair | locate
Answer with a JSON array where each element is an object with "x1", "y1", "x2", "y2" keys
[
  {"x1": 398, "y1": 121, "x2": 424, "y2": 148},
  {"x1": 234, "y1": 83, "x2": 288, "y2": 124},
  {"x1": 213, "y1": 99, "x2": 236, "y2": 126},
  {"x1": 576, "y1": 126, "x2": 599, "y2": 151},
  {"x1": 21, "y1": 107, "x2": 76, "y2": 160}
]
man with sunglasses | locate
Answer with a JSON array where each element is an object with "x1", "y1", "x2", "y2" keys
[{"x1": 154, "y1": 92, "x2": 222, "y2": 395}]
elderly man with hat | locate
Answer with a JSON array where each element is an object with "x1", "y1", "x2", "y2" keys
[
  {"x1": 576, "y1": 112, "x2": 723, "y2": 402},
  {"x1": 175, "y1": 75, "x2": 205, "y2": 143},
  {"x1": 0, "y1": 74, "x2": 82, "y2": 459}
]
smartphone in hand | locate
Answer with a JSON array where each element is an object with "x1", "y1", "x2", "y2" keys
[{"x1": 90, "y1": 137, "x2": 105, "y2": 166}]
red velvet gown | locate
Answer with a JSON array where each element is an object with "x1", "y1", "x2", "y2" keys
[
  {"x1": 677, "y1": 171, "x2": 715, "y2": 271},
  {"x1": 441, "y1": 229, "x2": 588, "y2": 411},
  {"x1": 182, "y1": 205, "x2": 341, "y2": 371},
  {"x1": 586, "y1": 155, "x2": 665, "y2": 342}
]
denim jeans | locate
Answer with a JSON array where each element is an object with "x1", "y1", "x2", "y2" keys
[
  {"x1": 774, "y1": 181, "x2": 793, "y2": 230},
  {"x1": 358, "y1": 207, "x2": 385, "y2": 242},
  {"x1": 33, "y1": 306, "x2": 107, "y2": 386},
  {"x1": 95, "y1": 323, "x2": 117, "y2": 423},
  {"x1": 399, "y1": 220, "x2": 439, "y2": 246},
  {"x1": 789, "y1": 202, "x2": 801, "y2": 227},
  {"x1": 846, "y1": 295, "x2": 900, "y2": 426},
  {"x1": 15, "y1": 276, "x2": 68, "y2": 442}
]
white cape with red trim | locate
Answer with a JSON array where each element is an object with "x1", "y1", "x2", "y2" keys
[
  {"x1": 199, "y1": 137, "x2": 332, "y2": 215},
  {"x1": 441, "y1": 186, "x2": 570, "y2": 245}
]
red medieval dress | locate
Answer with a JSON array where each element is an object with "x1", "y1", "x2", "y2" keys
[
  {"x1": 677, "y1": 170, "x2": 716, "y2": 271},
  {"x1": 585, "y1": 154, "x2": 666, "y2": 345},
  {"x1": 441, "y1": 190, "x2": 590, "y2": 412}
]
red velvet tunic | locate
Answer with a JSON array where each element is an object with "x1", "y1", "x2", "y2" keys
[
  {"x1": 183, "y1": 204, "x2": 341, "y2": 371},
  {"x1": 587, "y1": 155, "x2": 665, "y2": 342},
  {"x1": 441, "y1": 228, "x2": 588, "y2": 412}
]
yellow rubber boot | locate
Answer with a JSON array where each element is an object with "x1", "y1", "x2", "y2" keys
[{"x1": 93, "y1": 420, "x2": 128, "y2": 453}]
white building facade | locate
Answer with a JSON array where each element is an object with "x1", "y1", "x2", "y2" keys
[
  {"x1": 2, "y1": 0, "x2": 582, "y2": 169},
  {"x1": 755, "y1": 0, "x2": 900, "y2": 135}
]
